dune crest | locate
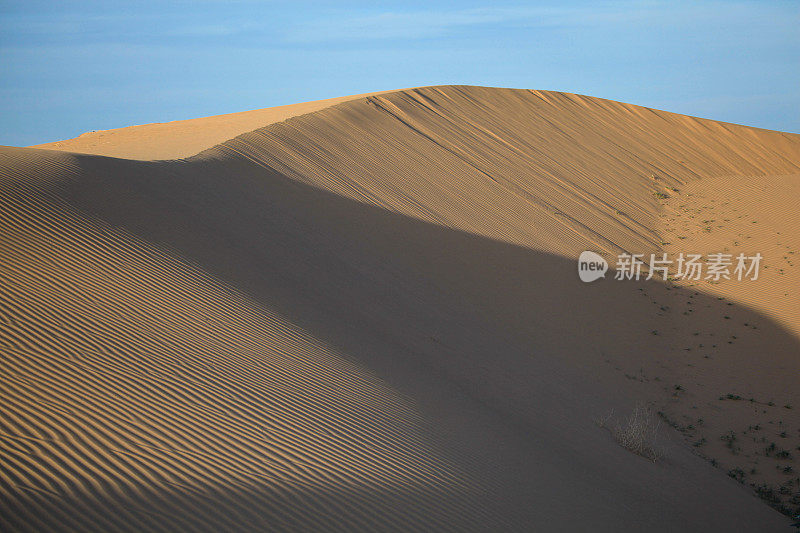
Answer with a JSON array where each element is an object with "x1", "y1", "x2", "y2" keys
[
  {"x1": 3, "y1": 86, "x2": 800, "y2": 530},
  {"x1": 30, "y1": 89, "x2": 406, "y2": 161}
]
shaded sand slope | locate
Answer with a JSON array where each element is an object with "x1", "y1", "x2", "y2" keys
[
  {"x1": 30, "y1": 89, "x2": 404, "y2": 161},
  {"x1": 0, "y1": 148, "x2": 792, "y2": 533},
  {"x1": 2, "y1": 86, "x2": 800, "y2": 530}
]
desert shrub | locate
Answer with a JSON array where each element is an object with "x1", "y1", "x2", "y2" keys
[{"x1": 598, "y1": 403, "x2": 663, "y2": 462}]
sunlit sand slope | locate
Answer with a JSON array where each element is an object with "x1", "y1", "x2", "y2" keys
[
  {"x1": 210, "y1": 86, "x2": 800, "y2": 256},
  {"x1": 31, "y1": 89, "x2": 403, "y2": 161}
]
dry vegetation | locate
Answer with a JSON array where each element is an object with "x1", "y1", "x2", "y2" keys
[{"x1": 599, "y1": 404, "x2": 664, "y2": 462}]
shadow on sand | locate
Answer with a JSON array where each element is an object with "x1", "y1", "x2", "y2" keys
[{"x1": 36, "y1": 148, "x2": 799, "y2": 531}]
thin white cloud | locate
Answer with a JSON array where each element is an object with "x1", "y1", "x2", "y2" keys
[
  {"x1": 282, "y1": 4, "x2": 663, "y2": 44},
  {"x1": 166, "y1": 24, "x2": 253, "y2": 37},
  {"x1": 285, "y1": 8, "x2": 543, "y2": 43},
  {"x1": 283, "y1": 2, "x2": 798, "y2": 45}
]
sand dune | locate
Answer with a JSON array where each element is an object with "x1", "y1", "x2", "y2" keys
[
  {"x1": 2, "y1": 86, "x2": 800, "y2": 531},
  {"x1": 30, "y1": 89, "x2": 405, "y2": 161}
]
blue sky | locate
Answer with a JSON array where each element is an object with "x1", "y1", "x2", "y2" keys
[{"x1": 1, "y1": 1, "x2": 798, "y2": 146}]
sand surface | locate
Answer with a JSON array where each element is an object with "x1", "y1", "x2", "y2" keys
[
  {"x1": 30, "y1": 89, "x2": 403, "y2": 161},
  {"x1": 2, "y1": 86, "x2": 800, "y2": 531}
]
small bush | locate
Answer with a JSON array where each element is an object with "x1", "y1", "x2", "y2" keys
[{"x1": 598, "y1": 403, "x2": 663, "y2": 462}]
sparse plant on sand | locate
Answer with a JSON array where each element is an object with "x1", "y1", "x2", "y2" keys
[{"x1": 598, "y1": 403, "x2": 663, "y2": 462}]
